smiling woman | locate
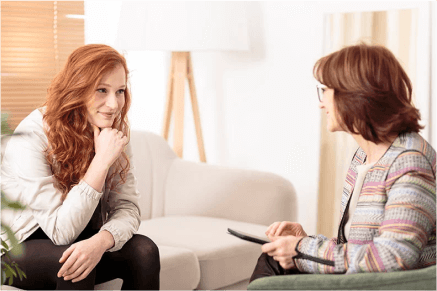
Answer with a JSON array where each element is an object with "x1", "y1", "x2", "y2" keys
[
  {"x1": 1, "y1": 44, "x2": 160, "y2": 290},
  {"x1": 87, "y1": 66, "x2": 127, "y2": 129}
]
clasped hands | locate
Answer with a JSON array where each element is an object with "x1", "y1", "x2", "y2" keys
[{"x1": 262, "y1": 221, "x2": 307, "y2": 270}]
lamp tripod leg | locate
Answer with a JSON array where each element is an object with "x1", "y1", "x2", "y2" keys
[
  {"x1": 172, "y1": 52, "x2": 188, "y2": 158},
  {"x1": 162, "y1": 54, "x2": 175, "y2": 140},
  {"x1": 187, "y1": 53, "x2": 207, "y2": 163}
]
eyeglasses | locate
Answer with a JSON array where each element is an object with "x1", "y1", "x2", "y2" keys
[{"x1": 316, "y1": 83, "x2": 327, "y2": 102}]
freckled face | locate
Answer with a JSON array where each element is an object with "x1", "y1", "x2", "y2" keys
[
  {"x1": 86, "y1": 65, "x2": 126, "y2": 129},
  {"x1": 318, "y1": 87, "x2": 342, "y2": 132}
]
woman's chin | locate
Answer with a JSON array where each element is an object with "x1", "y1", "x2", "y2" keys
[{"x1": 94, "y1": 121, "x2": 114, "y2": 129}]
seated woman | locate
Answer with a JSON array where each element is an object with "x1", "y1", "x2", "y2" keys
[
  {"x1": 250, "y1": 43, "x2": 436, "y2": 280},
  {"x1": 1, "y1": 44, "x2": 160, "y2": 290}
]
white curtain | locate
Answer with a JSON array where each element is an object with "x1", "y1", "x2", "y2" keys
[
  {"x1": 432, "y1": 2, "x2": 437, "y2": 147},
  {"x1": 317, "y1": 9, "x2": 420, "y2": 237}
]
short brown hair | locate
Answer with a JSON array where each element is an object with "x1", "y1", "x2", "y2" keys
[{"x1": 313, "y1": 43, "x2": 423, "y2": 143}]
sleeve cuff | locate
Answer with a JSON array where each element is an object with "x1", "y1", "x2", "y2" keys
[
  {"x1": 99, "y1": 225, "x2": 122, "y2": 252},
  {"x1": 293, "y1": 236, "x2": 335, "y2": 270},
  {"x1": 77, "y1": 180, "x2": 103, "y2": 200}
]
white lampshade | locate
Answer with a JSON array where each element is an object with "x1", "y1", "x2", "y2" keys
[{"x1": 115, "y1": 1, "x2": 249, "y2": 52}]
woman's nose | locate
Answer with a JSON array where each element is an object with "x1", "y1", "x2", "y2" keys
[
  {"x1": 105, "y1": 93, "x2": 118, "y2": 109},
  {"x1": 318, "y1": 101, "x2": 325, "y2": 109}
]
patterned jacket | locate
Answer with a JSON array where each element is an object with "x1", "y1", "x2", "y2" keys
[{"x1": 294, "y1": 132, "x2": 436, "y2": 274}]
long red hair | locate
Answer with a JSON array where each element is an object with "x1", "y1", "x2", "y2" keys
[{"x1": 43, "y1": 44, "x2": 131, "y2": 200}]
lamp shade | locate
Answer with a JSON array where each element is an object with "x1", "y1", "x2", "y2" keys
[{"x1": 115, "y1": 1, "x2": 249, "y2": 51}]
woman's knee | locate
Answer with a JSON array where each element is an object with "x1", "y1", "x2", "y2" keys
[
  {"x1": 126, "y1": 234, "x2": 160, "y2": 267},
  {"x1": 12, "y1": 240, "x2": 67, "y2": 267}
]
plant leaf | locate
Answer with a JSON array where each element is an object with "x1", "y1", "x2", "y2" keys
[
  {"x1": 17, "y1": 266, "x2": 26, "y2": 280},
  {"x1": 5, "y1": 263, "x2": 17, "y2": 277},
  {"x1": 7, "y1": 202, "x2": 26, "y2": 211},
  {"x1": 1, "y1": 191, "x2": 25, "y2": 211},
  {"x1": 0, "y1": 224, "x2": 22, "y2": 256}
]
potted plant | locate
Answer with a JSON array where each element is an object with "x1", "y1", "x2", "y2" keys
[{"x1": 0, "y1": 112, "x2": 26, "y2": 285}]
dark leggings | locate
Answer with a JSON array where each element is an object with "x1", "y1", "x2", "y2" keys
[
  {"x1": 249, "y1": 252, "x2": 306, "y2": 283},
  {"x1": 3, "y1": 228, "x2": 160, "y2": 290}
]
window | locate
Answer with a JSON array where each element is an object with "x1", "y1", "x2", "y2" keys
[{"x1": 1, "y1": 1, "x2": 84, "y2": 129}]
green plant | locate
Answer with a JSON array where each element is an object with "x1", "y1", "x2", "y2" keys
[{"x1": 1, "y1": 112, "x2": 27, "y2": 285}]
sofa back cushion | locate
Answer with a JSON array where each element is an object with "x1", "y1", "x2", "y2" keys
[{"x1": 130, "y1": 130, "x2": 177, "y2": 220}]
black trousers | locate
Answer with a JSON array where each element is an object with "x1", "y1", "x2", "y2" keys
[
  {"x1": 3, "y1": 226, "x2": 160, "y2": 290},
  {"x1": 249, "y1": 252, "x2": 306, "y2": 283}
]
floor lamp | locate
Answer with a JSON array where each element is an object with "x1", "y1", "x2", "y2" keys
[
  {"x1": 162, "y1": 51, "x2": 205, "y2": 161},
  {"x1": 115, "y1": 1, "x2": 249, "y2": 162}
]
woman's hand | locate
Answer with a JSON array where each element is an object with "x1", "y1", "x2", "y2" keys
[
  {"x1": 265, "y1": 221, "x2": 307, "y2": 238},
  {"x1": 92, "y1": 124, "x2": 128, "y2": 168},
  {"x1": 57, "y1": 231, "x2": 114, "y2": 283},
  {"x1": 261, "y1": 235, "x2": 303, "y2": 270}
]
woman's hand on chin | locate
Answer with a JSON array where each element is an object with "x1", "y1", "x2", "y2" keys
[{"x1": 92, "y1": 124, "x2": 128, "y2": 168}]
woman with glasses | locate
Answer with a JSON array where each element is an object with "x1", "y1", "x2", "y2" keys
[
  {"x1": 250, "y1": 43, "x2": 436, "y2": 280},
  {"x1": 1, "y1": 44, "x2": 160, "y2": 290}
]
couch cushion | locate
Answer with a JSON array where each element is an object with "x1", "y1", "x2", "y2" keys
[
  {"x1": 247, "y1": 265, "x2": 437, "y2": 290},
  {"x1": 158, "y1": 245, "x2": 200, "y2": 290},
  {"x1": 137, "y1": 215, "x2": 269, "y2": 290}
]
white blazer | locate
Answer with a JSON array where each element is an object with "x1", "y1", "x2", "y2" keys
[{"x1": 1, "y1": 109, "x2": 141, "y2": 252}]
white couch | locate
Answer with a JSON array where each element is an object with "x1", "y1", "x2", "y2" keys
[{"x1": 3, "y1": 130, "x2": 297, "y2": 290}]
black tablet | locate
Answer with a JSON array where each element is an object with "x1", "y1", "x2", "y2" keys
[{"x1": 227, "y1": 228, "x2": 269, "y2": 245}]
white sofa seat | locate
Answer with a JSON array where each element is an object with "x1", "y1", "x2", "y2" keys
[
  {"x1": 138, "y1": 216, "x2": 269, "y2": 290},
  {"x1": 158, "y1": 245, "x2": 200, "y2": 290}
]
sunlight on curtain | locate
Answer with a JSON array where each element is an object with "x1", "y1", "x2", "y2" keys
[{"x1": 316, "y1": 9, "x2": 418, "y2": 237}]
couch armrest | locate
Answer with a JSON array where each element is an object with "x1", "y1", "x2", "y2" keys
[
  {"x1": 247, "y1": 265, "x2": 436, "y2": 290},
  {"x1": 163, "y1": 159, "x2": 297, "y2": 226}
]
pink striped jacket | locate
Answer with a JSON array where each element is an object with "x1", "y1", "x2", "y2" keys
[{"x1": 294, "y1": 132, "x2": 436, "y2": 274}]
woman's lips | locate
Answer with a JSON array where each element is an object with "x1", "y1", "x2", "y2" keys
[{"x1": 99, "y1": 112, "x2": 114, "y2": 119}]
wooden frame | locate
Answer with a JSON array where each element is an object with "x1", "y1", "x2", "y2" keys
[{"x1": 162, "y1": 52, "x2": 206, "y2": 162}]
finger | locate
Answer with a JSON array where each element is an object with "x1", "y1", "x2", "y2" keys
[
  {"x1": 58, "y1": 253, "x2": 77, "y2": 278},
  {"x1": 72, "y1": 267, "x2": 92, "y2": 283},
  {"x1": 275, "y1": 221, "x2": 288, "y2": 236},
  {"x1": 261, "y1": 241, "x2": 277, "y2": 254},
  {"x1": 59, "y1": 246, "x2": 74, "y2": 264},
  {"x1": 267, "y1": 222, "x2": 280, "y2": 236},
  {"x1": 275, "y1": 255, "x2": 292, "y2": 267},
  {"x1": 64, "y1": 263, "x2": 87, "y2": 281},
  {"x1": 92, "y1": 124, "x2": 100, "y2": 140},
  {"x1": 280, "y1": 261, "x2": 294, "y2": 270},
  {"x1": 273, "y1": 256, "x2": 279, "y2": 261},
  {"x1": 62, "y1": 257, "x2": 84, "y2": 278},
  {"x1": 121, "y1": 136, "x2": 128, "y2": 147},
  {"x1": 265, "y1": 222, "x2": 277, "y2": 235}
]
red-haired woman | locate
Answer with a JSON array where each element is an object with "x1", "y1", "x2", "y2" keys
[
  {"x1": 250, "y1": 43, "x2": 436, "y2": 280},
  {"x1": 1, "y1": 44, "x2": 160, "y2": 289}
]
